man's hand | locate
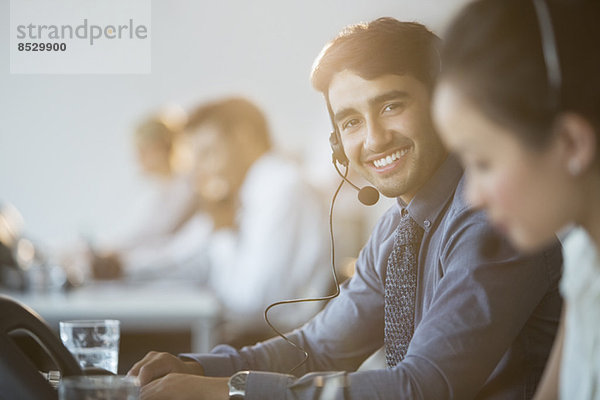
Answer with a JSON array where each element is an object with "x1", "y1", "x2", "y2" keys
[
  {"x1": 140, "y1": 374, "x2": 229, "y2": 400},
  {"x1": 127, "y1": 351, "x2": 205, "y2": 386}
]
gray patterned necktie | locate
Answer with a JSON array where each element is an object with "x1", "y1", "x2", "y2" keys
[{"x1": 384, "y1": 209, "x2": 425, "y2": 368}]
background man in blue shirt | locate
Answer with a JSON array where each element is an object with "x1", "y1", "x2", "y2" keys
[{"x1": 128, "y1": 18, "x2": 562, "y2": 400}]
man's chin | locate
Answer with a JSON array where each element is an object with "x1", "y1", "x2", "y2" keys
[
  {"x1": 359, "y1": 166, "x2": 412, "y2": 196},
  {"x1": 369, "y1": 183, "x2": 407, "y2": 199},
  {"x1": 351, "y1": 166, "x2": 411, "y2": 199}
]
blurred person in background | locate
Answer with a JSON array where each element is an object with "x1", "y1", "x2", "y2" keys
[
  {"x1": 180, "y1": 97, "x2": 330, "y2": 346},
  {"x1": 71, "y1": 106, "x2": 203, "y2": 282},
  {"x1": 91, "y1": 97, "x2": 331, "y2": 347}
]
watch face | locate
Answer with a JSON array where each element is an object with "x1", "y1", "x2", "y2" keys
[
  {"x1": 230, "y1": 373, "x2": 245, "y2": 387},
  {"x1": 228, "y1": 371, "x2": 249, "y2": 399}
]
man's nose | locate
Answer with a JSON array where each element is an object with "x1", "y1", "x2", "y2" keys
[{"x1": 364, "y1": 118, "x2": 392, "y2": 152}]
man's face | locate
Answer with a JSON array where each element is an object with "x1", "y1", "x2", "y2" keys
[{"x1": 328, "y1": 70, "x2": 447, "y2": 202}]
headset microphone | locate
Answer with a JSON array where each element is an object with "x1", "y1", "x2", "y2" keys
[
  {"x1": 329, "y1": 130, "x2": 380, "y2": 206},
  {"x1": 358, "y1": 186, "x2": 380, "y2": 206},
  {"x1": 332, "y1": 161, "x2": 380, "y2": 206}
]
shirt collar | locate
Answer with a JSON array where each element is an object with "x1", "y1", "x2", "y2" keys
[{"x1": 396, "y1": 155, "x2": 463, "y2": 232}]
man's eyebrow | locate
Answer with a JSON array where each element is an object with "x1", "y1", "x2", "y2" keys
[
  {"x1": 333, "y1": 108, "x2": 358, "y2": 125},
  {"x1": 333, "y1": 90, "x2": 410, "y2": 125},
  {"x1": 369, "y1": 90, "x2": 410, "y2": 108}
]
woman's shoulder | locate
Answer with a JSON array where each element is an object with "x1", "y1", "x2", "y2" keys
[{"x1": 560, "y1": 226, "x2": 600, "y2": 298}]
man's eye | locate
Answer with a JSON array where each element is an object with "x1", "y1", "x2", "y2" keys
[
  {"x1": 383, "y1": 102, "x2": 404, "y2": 113},
  {"x1": 342, "y1": 118, "x2": 361, "y2": 130}
]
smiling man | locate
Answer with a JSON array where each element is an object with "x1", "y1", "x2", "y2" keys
[
  {"x1": 327, "y1": 71, "x2": 446, "y2": 202},
  {"x1": 128, "y1": 18, "x2": 563, "y2": 400}
]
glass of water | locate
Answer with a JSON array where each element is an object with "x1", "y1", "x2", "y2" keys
[
  {"x1": 59, "y1": 375, "x2": 139, "y2": 400},
  {"x1": 60, "y1": 320, "x2": 120, "y2": 374}
]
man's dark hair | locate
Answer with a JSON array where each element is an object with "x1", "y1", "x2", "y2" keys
[
  {"x1": 186, "y1": 97, "x2": 271, "y2": 150},
  {"x1": 311, "y1": 17, "x2": 441, "y2": 97}
]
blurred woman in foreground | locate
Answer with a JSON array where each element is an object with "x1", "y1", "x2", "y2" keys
[{"x1": 433, "y1": 0, "x2": 600, "y2": 398}]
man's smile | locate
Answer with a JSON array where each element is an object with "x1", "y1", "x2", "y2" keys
[{"x1": 365, "y1": 146, "x2": 412, "y2": 174}]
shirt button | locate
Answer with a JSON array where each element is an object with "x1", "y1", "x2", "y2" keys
[{"x1": 424, "y1": 220, "x2": 431, "y2": 228}]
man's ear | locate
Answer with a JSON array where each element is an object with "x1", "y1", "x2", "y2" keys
[{"x1": 554, "y1": 112, "x2": 597, "y2": 176}]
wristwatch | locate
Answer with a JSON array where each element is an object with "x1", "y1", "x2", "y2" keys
[{"x1": 228, "y1": 370, "x2": 250, "y2": 399}]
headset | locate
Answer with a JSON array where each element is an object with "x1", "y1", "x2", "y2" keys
[
  {"x1": 263, "y1": 170, "x2": 348, "y2": 373},
  {"x1": 327, "y1": 100, "x2": 349, "y2": 168},
  {"x1": 328, "y1": 112, "x2": 380, "y2": 206},
  {"x1": 532, "y1": 0, "x2": 562, "y2": 110},
  {"x1": 262, "y1": 98, "x2": 381, "y2": 375}
]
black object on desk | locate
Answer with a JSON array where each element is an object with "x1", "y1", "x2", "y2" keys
[{"x1": 0, "y1": 294, "x2": 83, "y2": 400}]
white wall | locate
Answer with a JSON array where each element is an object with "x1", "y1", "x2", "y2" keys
[{"x1": 0, "y1": 0, "x2": 470, "y2": 251}]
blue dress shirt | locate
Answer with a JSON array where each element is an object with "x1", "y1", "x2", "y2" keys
[{"x1": 183, "y1": 156, "x2": 563, "y2": 399}]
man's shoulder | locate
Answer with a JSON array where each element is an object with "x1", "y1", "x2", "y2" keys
[
  {"x1": 439, "y1": 175, "x2": 487, "y2": 231},
  {"x1": 447, "y1": 176, "x2": 476, "y2": 215},
  {"x1": 368, "y1": 176, "x2": 483, "y2": 243},
  {"x1": 437, "y1": 176, "x2": 562, "y2": 278}
]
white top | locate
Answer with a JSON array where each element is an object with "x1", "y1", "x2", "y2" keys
[
  {"x1": 119, "y1": 213, "x2": 212, "y2": 280},
  {"x1": 94, "y1": 172, "x2": 207, "y2": 280},
  {"x1": 559, "y1": 227, "x2": 600, "y2": 400},
  {"x1": 205, "y1": 153, "x2": 331, "y2": 332},
  {"x1": 101, "y1": 172, "x2": 198, "y2": 251}
]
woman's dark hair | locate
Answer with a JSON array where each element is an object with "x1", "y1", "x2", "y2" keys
[
  {"x1": 311, "y1": 17, "x2": 441, "y2": 95},
  {"x1": 441, "y1": 0, "x2": 600, "y2": 148}
]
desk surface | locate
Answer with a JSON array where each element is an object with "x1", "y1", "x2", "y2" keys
[{"x1": 3, "y1": 280, "x2": 222, "y2": 352}]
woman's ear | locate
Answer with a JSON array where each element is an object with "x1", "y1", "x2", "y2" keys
[{"x1": 554, "y1": 112, "x2": 597, "y2": 176}]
